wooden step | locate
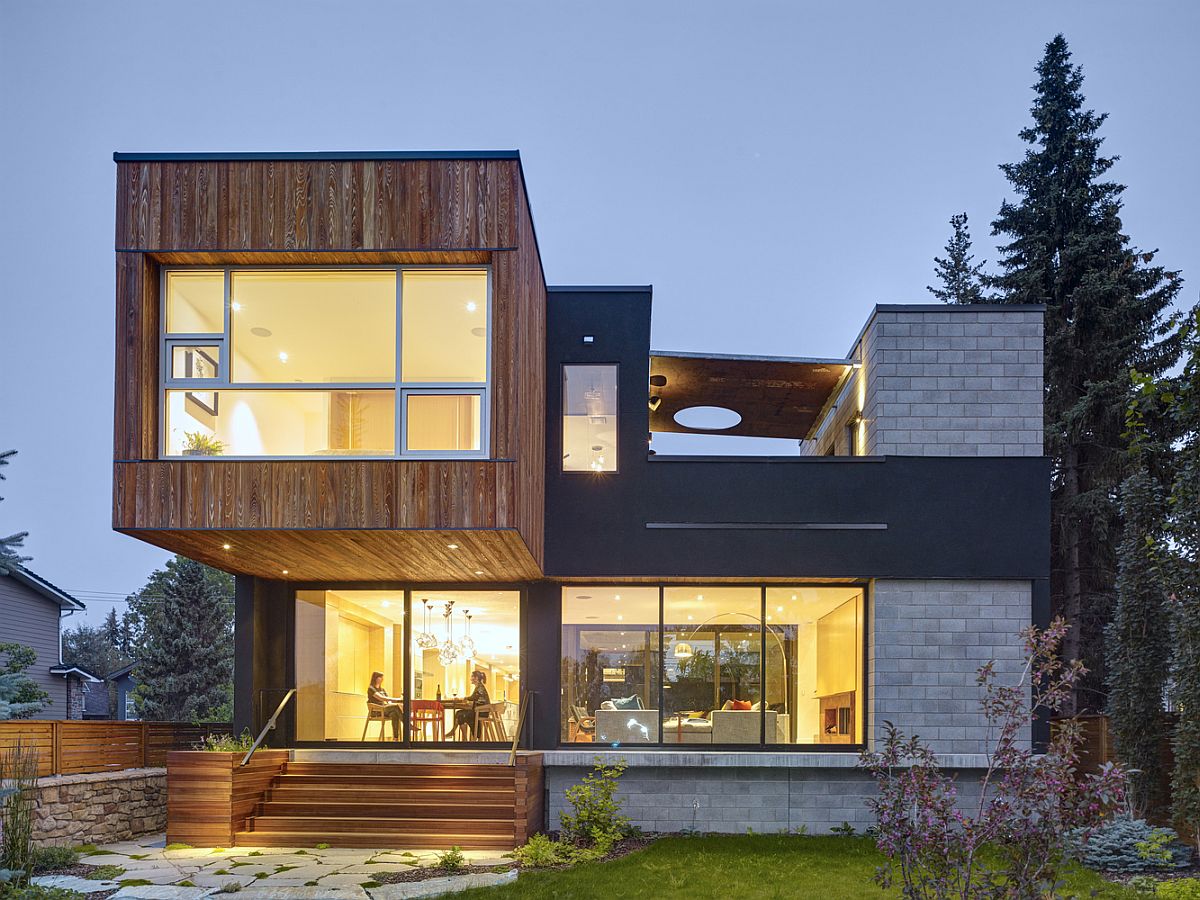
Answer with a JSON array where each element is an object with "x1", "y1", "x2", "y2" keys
[
  {"x1": 247, "y1": 815, "x2": 515, "y2": 836},
  {"x1": 232, "y1": 830, "x2": 515, "y2": 850},
  {"x1": 265, "y1": 785, "x2": 515, "y2": 805},
  {"x1": 283, "y1": 762, "x2": 513, "y2": 778},
  {"x1": 259, "y1": 800, "x2": 512, "y2": 819},
  {"x1": 274, "y1": 773, "x2": 515, "y2": 789}
]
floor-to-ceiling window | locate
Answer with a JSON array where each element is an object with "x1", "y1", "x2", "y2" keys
[
  {"x1": 560, "y1": 585, "x2": 866, "y2": 748},
  {"x1": 294, "y1": 588, "x2": 519, "y2": 743}
]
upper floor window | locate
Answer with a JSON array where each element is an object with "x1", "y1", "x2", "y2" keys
[
  {"x1": 162, "y1": 267, "x2": 489, "y2": 459},
  {"x1": 562, "y1": 364, "x2": 617, "y2": 472}
]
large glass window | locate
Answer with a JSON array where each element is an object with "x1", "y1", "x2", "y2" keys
[
  {"x1": 294, "y1": 589, "x2": 519, "y2": 743},
  {"x1": 165, "y1": 389, "x2": 395, "y2": 457},
  {"x1": 562, "y1": 365, "x2": 618, "y2": 472},
  {"x1": 230, "y1": 271, "x2": 396, "y2": 384},
  {"x1": 560, "y1": 585, "x2": 865, "y2": 748},
  {"x1": 162, "y1": 267, "x2": 488, "y2": 458},
  {"x1": 561, "y1": 588, "x2": 660, "y2": 744}
]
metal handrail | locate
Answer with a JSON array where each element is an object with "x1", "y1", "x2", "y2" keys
[
  {"x1": 508, "y1": 691, "x2": 531, "y2": 766},
  {"x1": 241, "y1": 688, "x2": 296, "y2": 767}
]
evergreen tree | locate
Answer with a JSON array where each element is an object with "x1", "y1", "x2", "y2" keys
[
  {"x1": 990, "y1": 35, "x2": 1184, "y2": 709},
  {"x1": 102, "y1": 609, "x2": 121, "y2": 648},
  {"x1": 0, "y1": 643, "x2": 49, "y2": 719},
  {"x1": 927, "y1": 213, "x2": 989, "y2": 303},
  {"x1": 63, "y1": 623, "x2": 132, "y2": 682},
  {"x1": 128, "y1": 556, "x2": 234, "y2": 722},
  {"x1": 0, "y1": 449, "x2": 30, "y2": 575},
  {"x1": 1107, "y1": 463, "x2": 1172, "y2": 815}
]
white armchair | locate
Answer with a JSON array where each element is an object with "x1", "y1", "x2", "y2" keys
[{"x1": 594, "y1": 709, "x2": 659, "y2": 744}]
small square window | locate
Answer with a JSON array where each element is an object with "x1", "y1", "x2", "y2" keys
[{"x1": 171, "y1": 346, "x2": 220, "y2": 380}]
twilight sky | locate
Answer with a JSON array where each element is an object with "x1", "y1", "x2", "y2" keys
[{"x1": 1, "y1": 1, "x2": 1196, "y2": 622}]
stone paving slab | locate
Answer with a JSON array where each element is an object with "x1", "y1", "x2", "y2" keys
[
  {"x1": 367, "y1": 870, "x2": 518, "y2": 898},
  {"x1": 109, "y1": 886, "x2": 215, "y2": 899},
  {"x1": 189, "y1": 872, "x2": 258, "y2": 889},
  {"x1": 235, "y1": 888, "x2": 370, "y2": 899}
]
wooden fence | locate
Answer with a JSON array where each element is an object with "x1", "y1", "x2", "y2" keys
[{"x1": 0, "y1": 721, "x2": 234, "y2": 777}]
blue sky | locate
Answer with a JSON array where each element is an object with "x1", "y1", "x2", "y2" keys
[{"x1": 1, "y1": 1, "x2": 1196, "y2": 621}]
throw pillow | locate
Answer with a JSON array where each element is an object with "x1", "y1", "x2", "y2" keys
[
  {"x1": 611, "y1": 695, "x2": 642, "y2": 710},
  {"x1": 730, "y1": 699, "x2": 752, "y2": 711}
]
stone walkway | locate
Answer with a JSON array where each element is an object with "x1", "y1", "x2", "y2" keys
[{"x1": 33, "y1": 834, "x2": 518, "y2": 899}]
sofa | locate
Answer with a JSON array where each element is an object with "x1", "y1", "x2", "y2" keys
[
  {"x1": 662, "y1": 710, "x2": 791, "y2": 744},
  {"x1": 594, "y1": 708, "x2": 660, "y2": 744}
]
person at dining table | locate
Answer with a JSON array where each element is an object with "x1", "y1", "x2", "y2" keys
[
  {"x1": 452, "y1": 670, "x2": 491, "y2": 741},
  {"x1": 367, "y1": 672, "x2": 402, "y2": 741}
]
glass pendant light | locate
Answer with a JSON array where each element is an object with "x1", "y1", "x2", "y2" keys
[
  {"x1": 459, "y1": 610, "x2": 477, "y2": 658},
  {"x1": 437, "y1": 600, "x2": 460, "y2": 666},
  {"x1": 416, "y1": 599, "x2": 438, "y2": 649}
]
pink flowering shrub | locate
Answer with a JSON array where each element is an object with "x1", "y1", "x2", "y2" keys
[{"x1": 859, "y1": 617, "x2": 1128, "y2": 899}]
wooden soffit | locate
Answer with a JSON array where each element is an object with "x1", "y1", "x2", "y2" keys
[
  {"x1": 121, "y1": 528, "x2": 541, "y2": 583},
  {"x1": 648, "y1": 352, "x2": 853, "y2": 440}
]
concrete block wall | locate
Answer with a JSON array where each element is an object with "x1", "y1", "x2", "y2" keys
[
  {"x1": 862, "y1": 306, "x2": 1043, "y2": 457},
  {"x1": 545, "y1": 763, "x2": 988, "y2": 835},
  {"x1": 870, "y1": 579, "x2": 1030, "y2": 755}
]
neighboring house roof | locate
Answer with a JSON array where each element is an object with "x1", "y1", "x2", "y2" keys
[
  {"x1": 106, "y1": 662, "x2": 137, "y2": 681},
  {"x1": 4, "y1": 565, "x2": 86, "y2": 611},
  {"x1": 49, "y1": 664, "x2": 102, "y2": 682}
]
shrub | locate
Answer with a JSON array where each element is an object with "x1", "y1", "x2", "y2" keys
[
  {"x1": 0, "y1": 746, "x2": 39, "y2": 886},
  {"x1": 30, "y1": 846, "x2": 78, "y2": 873},
  {"x1": 1068, "y1": 817, "x2": 1192, "y2": 873},
  {"x1": 559, "y1": 758, "x2": 632, "y2": 851},
  {"x1": 0, "y1": 885, "x2": 85, "y2": 899},
  {"x1": 513, "y1": 834, "x2": 564, "y2": 868},
  {"x1": 861, "y1": 618, "x2": 1129, "y2": 899},
  {"x1": 436, "y1": 846, "x2": 465, "y2": 872},
  {"x1": 1158, "y1": 879, "x2": 1200, "y2": 899}
]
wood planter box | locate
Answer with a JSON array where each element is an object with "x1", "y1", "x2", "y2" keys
[{"x1": 166, "y1": 750, "x2": 288, "y2": 846}]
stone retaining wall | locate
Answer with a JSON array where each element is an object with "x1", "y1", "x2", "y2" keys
[{"x1": 32, "y1": 767, "x2": 166, "y2": 845}]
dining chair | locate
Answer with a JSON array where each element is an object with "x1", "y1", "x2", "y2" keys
[{"x1": 410, "y1": 699, "x2": 445, "y2": 741}]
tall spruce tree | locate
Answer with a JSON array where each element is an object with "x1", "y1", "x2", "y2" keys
[
  {"x1": 928, "y1": 213, "x2": 989, "y2": 304},
  {"x1": 0, "y1": 449, "x2": 30, "y2": 575},
  {"x1": 991, "y1": 35, "x2": 1183, "y2": 709},
  {"x1": 128, "y1": 556, "x2": 234, "y2": 721}
]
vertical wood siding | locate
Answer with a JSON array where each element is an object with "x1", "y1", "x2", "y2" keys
[{"x1": 113, "y1": 158, "x2": 546, "y2": 575}]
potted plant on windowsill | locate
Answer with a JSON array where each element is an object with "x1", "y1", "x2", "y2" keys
[{"x1": 182, "y1": 431, "x2": 226, "y2": 457}]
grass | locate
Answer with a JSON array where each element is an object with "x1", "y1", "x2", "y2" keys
[
  {"x1": 85, "y1": 865, "x2": 126, "y2": 880},
  {"x1": 454, "y1": 835, "x2": 1138, "y2": 900}
]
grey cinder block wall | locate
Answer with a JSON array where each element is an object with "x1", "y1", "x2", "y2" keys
[
  {"x1": 871, "y1": 579, "x2": 1030, "y2": 755},
  {"x1": 807, "y1": 305, "x2": 1044, "y2": 458}
]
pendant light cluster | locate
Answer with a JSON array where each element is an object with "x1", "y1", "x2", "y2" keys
[{"x1": 414, "y1": 598, "x2": 478, "y2": 665}]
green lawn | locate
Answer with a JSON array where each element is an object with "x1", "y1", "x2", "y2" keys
[{"x1": 459, "y1": 835, "x2": 1137, "y2": 900}]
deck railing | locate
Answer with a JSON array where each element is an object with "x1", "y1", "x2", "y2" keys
[{"x1": 0, "y1": 720, "x2": 233, "y2": 777}]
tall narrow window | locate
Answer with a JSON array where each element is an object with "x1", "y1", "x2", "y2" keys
[{"x1": 562, "y1": 365, "x2": 618, "y2": 472}]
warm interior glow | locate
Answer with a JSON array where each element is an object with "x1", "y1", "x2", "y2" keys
[
  {"x1": 230, "y1": 271, "x2": 396, "y2": 384},
  {"x1": 294, "y1": 589, "x2": 519, "y2": 743},
  {"x1": 170, "y1": 346, "x2": 219, "y2": 380},
  {"x1": 562, "y1": 365, "x2": 618, "y2": 472},
  {"x1": 401, "y1": 270, "x2": 488, "y2": 383},
  {"x1": 560, "y1": 585, "x2": 864, "y2": 746},
  {"x1": 165, "y1": 271, "x2": 224, "y2": 334},
  {"x1": 406, "y1": 394, "x2": 481, "y2": 452},
  {"x1": 165, "y1": 389, "x2": 395, "y2": 456}
]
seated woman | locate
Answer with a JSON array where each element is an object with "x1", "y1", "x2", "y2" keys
[
  {"x1": 452, "y1": 670, "x2": 491, "y2": 741},
  {"x1": 367, "y1": 671, "x2": 402, "y2": 741}
]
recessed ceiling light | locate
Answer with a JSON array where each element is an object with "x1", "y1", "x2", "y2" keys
[
  {"x1": 222, "y1": 543, "x2": 231, "y2": 550},
  {"x1": 465, "y1": 301, "x2": 477, "y2": 312},
  {"x1": 381, "y1": 600, "x2": 390, "y2": 608},
  {"x1": 278, "y1": 351, "x2": 289, "y2": 363},
  {"x1": 614, "y1": 594, "x2": 621, "y2": 600},
  {"x1": 281, "y1": 569, "x2": 289, "y2": 575},
  {"x1": 791, "y1": 594, "x2": 797, "y2": 600},
  {"x1": 231, "y1": 301, "x2": 243, "y2": 312},
  {"x1": 447, "y1": 543, "x2": 459, "y2": 550},
  {"x1": 777, "y1": 606, "x2": 783, "y2": 613},
  {"x1": 616, "y1": 614, "x2": 623, "y2": 621},
  {"x1": 474, "y1": 570, "x2": 484, "y2": 576}
]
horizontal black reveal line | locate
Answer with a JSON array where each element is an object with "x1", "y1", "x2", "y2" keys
[{"x1": 645, "y1": 522, "x2": 888, "y2": 531}]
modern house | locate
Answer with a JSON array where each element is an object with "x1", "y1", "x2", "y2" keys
[
  {"x1": 111, "y1": 151, "x2": 1048, "y2": 843},
  {"x1": 0, "y1": 565, "x2": 96, "y2": 719}
]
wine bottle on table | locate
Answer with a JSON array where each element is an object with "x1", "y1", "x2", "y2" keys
[{"x1": 436, "y1": 684, "x2": 442, "y2": 702}]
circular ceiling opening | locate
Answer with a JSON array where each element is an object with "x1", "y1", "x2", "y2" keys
[{"x1": 672, "y1": 405, "x2": 742, "y2": 431}]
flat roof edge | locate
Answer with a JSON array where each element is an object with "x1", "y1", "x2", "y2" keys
[
  {"x1": 652, "y1": 350, "x2": 850, "y2": 367},
  {"x1": 548, "y1": 285, "x2": 653, "y2": 293},
  {"x1": 874, "y1": 303, "x2": 1046, "y2": 312},
  {"x1": 113, "y1": 150, "x2": 521, "y2": 162}
]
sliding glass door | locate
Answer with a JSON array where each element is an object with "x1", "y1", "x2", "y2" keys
[{"x1": 294, "y1": 588, "x2": 519, "y2": 744}]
